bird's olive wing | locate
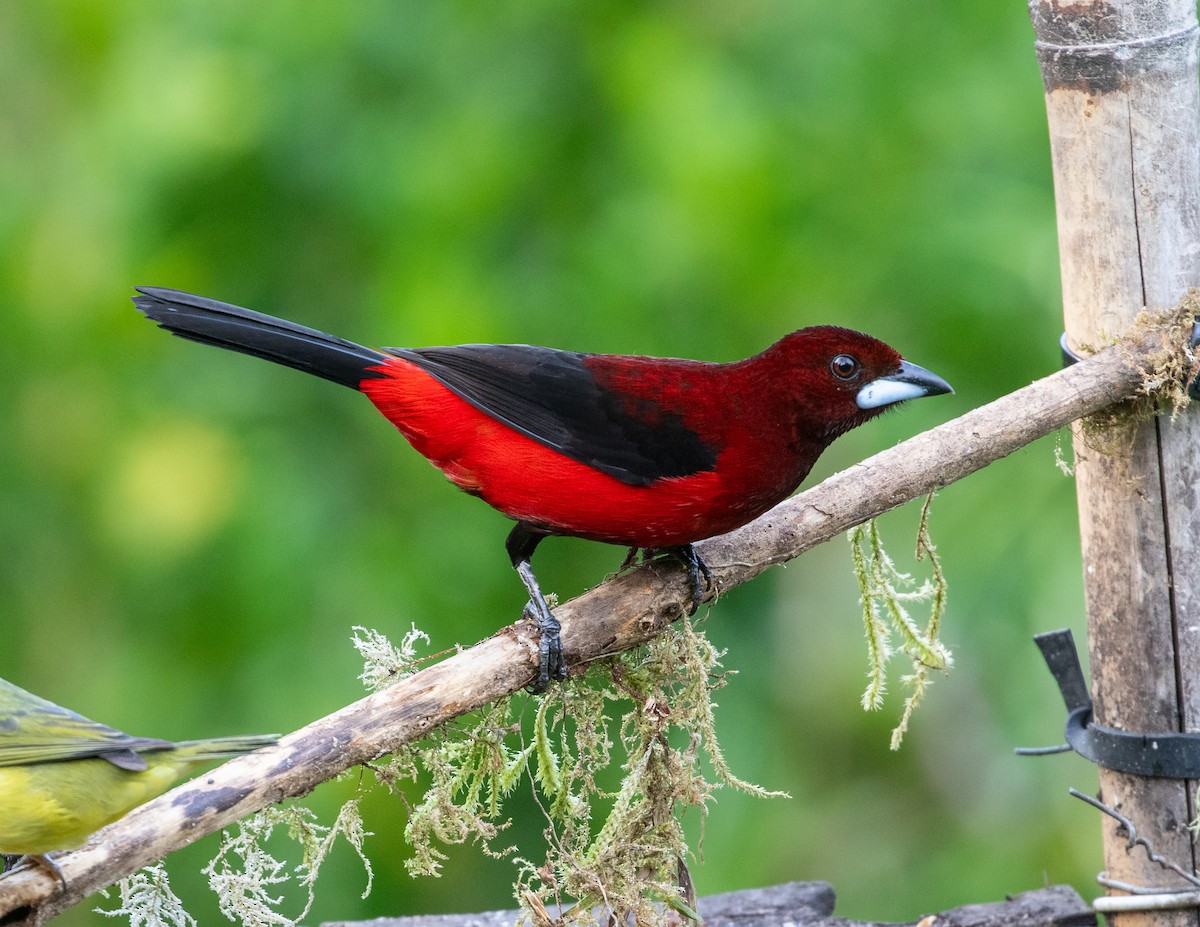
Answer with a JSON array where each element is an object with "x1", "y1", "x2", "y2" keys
[{"x1": 0, "y1": 697, "x2": 166, "y2": 770}]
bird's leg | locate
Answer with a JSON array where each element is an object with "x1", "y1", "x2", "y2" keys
[
  {"x1": 506, "y1": 523, "x2": 565, "y2": 692},
  {"x1": 20, "y1": 853, "x2": 67, "y2": 890},
  {"x1": 618, "y1": 547, "x2": 641, "y2": 572},
  {"x1": 515, "y1": 560, "x2": 561, "y2": 691},
  {"x1": 665, "y1": 544, "x2": 713, "y2": 615}
]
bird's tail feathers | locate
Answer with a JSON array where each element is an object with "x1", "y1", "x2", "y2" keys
[
  {"x1": 165, "y1": 734, "x2": 279, "y2": 762},
  {"x1": 133, "y1": 287, "x2": 388, "y2": 390}
]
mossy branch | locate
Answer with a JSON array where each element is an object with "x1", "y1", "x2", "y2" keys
[{"x1": 0, "y1": 301, "x2": 1193, "y2": 926}]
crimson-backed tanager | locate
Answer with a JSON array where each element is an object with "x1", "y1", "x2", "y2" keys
[{"x1": 133, "y1": 288, "x2": 952, "y2": 689}]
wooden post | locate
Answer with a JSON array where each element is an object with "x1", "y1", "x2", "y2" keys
[{"x1": 1030, "y1": 0, "x2": 1200, "y2": 921}]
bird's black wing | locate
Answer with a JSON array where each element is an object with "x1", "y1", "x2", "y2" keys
[{"x1": 389, "y1": 344, "x2": 719, "y2": 486}]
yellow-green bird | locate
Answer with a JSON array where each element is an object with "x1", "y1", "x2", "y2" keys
[{"x1": 0, "y1": 677, "x2": 276, "y2": 884}]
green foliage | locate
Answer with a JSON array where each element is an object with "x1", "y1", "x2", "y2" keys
[{"x1": 849, "y1": 497, "x2": 951, "y2": 750}]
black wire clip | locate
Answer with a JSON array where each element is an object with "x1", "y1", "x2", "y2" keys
[
  {"x1": 1060, "y1": 324, "x2": 1200, "y2": 400},
  {"x1": 1020, "y1": 628, "x2": 1200, "y2": 778}
]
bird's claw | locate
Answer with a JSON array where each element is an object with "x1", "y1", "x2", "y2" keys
[
  {"x1": 512, "y1": 554, "x2": 568, "y2": 691},
  {"x1": 20, "y1": 853, "x2": 67, "y2": 890},
  {"x1": 520, "y1": 597, "x2": 566, "y2": 691},
  {"x1": 523, "y1": 600, "x2": 566, "y2": 693},
  {"x1": 673, "y1": 545, "x2": 713, "y2": 616}
]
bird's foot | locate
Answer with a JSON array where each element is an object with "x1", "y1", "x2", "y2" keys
[
  {"x1": 20, "y1": 853, "x2": 67, "y2": 890},
  {"x1": 667, "y1": 544, "x2": 713, "y2": 615},
  {"x1": 515, "y1": 559, "x2": 567, "y2": 692},
  {"x1": 521, "y1": 599, "x2": 565, "y2": 693}
]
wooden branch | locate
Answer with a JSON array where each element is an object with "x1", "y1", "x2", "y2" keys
[
  {"x1": 0, "y1": 314, "x2": 1183, "y2": 925},
  {"x1": 318, "y1": 882, "x2": 1094, "y2": 927}
]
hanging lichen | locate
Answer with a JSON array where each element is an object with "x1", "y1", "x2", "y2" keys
[{"x1": 849, "y1": 494, "x2": 952, "y2": 749}]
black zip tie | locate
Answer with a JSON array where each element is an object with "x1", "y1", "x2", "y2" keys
[
  {"x1": 1060, "y1": 323, "x2": 1200, "y2": 399},
  {"x1": 1019, "y1": 628, "x2": 1200, "y2": 778}
]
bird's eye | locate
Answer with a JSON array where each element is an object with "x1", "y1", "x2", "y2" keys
[{"x1": 830, "y1": 354, "x2": 860, "y2": 380}]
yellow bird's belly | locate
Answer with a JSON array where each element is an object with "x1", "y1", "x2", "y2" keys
[{"x1": 0, "y1": 759, "x2": 184, "y2": 855}]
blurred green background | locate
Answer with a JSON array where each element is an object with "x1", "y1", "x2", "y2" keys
[{"x1": 0, "y1": 1, "x2": 1102, "y2": 925}]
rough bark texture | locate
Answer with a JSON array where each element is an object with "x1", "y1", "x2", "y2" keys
[
  {"x1": 319, "y1": 882, "x2": 1094, "y2": 927},
  {"x1": 1029, "y1": 1, "x2": 1200, "y2": 923},
  {"x1": 0, "y1": 319, "x2": 1186, "y2": 925}
]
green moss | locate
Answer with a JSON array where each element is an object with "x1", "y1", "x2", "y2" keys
[
  {"x1": 354, "y1": 617, "x2": 780, "y2": 926},
  {"x1": 848, "y1": 495, "x2": 952, "y2": 750}
]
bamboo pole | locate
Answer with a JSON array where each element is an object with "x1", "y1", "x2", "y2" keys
[{"x1": 1030, "y1": 0, "x2": 1200, "y2": 922}]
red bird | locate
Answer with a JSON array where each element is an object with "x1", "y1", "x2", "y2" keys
[{"x1": 133, "y1": 288, "x2": 952, "y2": 688}]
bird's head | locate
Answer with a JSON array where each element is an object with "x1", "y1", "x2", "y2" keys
[{"x1": 765, "y1": 326, "x2": 953, "y2": 441}]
